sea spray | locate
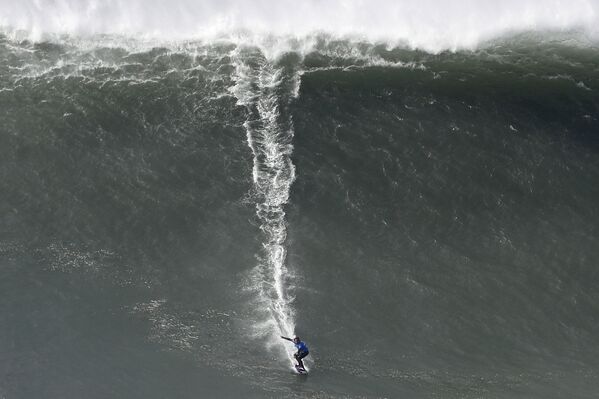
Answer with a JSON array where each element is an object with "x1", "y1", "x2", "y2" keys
[{"x1": 2, "y1": 0, "x2": 598, "y2": 52}]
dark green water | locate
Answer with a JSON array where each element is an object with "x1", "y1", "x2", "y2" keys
[{"x1": 1, "y1": 33, "x2": 599, "y2": 398}]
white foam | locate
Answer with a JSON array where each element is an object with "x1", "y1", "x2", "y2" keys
[
  {"x1": 230, "y1": 47, "x2": 300, "y2": 367},
  {"x1": 1, "y1": 0, "x2": 598, "y2": 52}
]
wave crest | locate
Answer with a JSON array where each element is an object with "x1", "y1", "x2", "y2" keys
[{"x1": 2, "y1": 0, "x2": 599, "y2": 52}]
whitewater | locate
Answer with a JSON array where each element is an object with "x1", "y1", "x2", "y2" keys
[
  {"x1": 2, "y1": 0, "x2": 599, "y2": 51},
  {"x1": 1, "y1": 1, "x2": 599, "y2": 398},
  {"x1": 229, "y1": 47, "x2": 302, "y2": 366}
]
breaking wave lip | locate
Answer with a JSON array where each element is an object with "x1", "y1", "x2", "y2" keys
[{"x1": 2, "y1": 0, "x2": 599, "y2": 52}]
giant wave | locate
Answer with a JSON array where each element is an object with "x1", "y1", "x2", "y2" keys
[{"x1": 1, "y1": 2, "x2": 599, "y2": 398}]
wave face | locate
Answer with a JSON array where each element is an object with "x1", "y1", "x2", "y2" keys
[{"x1": 1, "y1": 10, "x2": 599, "y2": 399}]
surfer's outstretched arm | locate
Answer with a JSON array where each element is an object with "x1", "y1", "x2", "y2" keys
[{"x1": 280, "y1": 336, "x2": 293, "y2": 342}]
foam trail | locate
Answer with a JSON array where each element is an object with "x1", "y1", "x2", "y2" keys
[{"x1": 229, "y1": 47, "x2": 300, "y2": 367}]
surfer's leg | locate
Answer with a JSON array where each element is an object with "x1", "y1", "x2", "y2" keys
[{"x1": 296, "y1": 351, "x2": 308, "y2": 368}]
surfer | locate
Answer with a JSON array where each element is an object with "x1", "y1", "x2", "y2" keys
[{"x1": 281, "y1": 336, "x2": 309, "y2": 370}]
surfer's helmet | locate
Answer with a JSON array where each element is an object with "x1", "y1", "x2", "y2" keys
[{"x1": 293, "y1": 336, "x2": 300, "y2": 343}]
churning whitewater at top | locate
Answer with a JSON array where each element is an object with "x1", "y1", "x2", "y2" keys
[{"x1": 1, "y1": 0, "x2": 599, "y2": 51}]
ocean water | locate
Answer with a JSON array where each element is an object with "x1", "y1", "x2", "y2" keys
[{"x1": 1, "y1": 2, "x2": 599, "y2": 398}]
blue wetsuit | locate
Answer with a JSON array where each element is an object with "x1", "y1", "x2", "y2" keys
[
  {"x1": 281, "y1": 336, "x2": 310, "y2": 368},
  {"x1": 295, "y1": 341, "x2": 309, "y2": 353},
  {"x1": 294, "y1": 341, "x2": 309, "y2": 368}
]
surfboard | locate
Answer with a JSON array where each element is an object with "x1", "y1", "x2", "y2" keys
[{"x1": 294, "y1": 365, "x2": 308, "y2": 374}]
